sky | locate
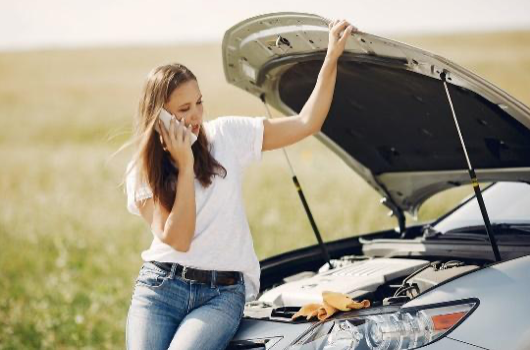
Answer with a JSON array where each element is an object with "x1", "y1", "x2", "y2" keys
[{"x1": 1, "y1": 0, "x2": 529, "y2": 51}]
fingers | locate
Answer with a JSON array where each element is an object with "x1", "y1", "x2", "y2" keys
[
  {"x1": 183, "y1": 124, "x2": 192, "y2": 145},
  {"x1": 331, "y1": 20, "x2": 349, "y2": 36},
  {"x1": 169, "y1": 116, "x2": 178, "y2": 143},
  {"x1": 329, "y1": 19, "x2": 356, "y2": 40},
  {"x1": 170, "y1": 116, "x2": 191, "y2": 146},
  {"x1": 177, "y1": 118, "x2": 191, "y2": 145},
  {"x1": 326, "y1": 18, "x2": 356, "y2": 60},
  {"x1": 328, "y1": 19, "x2": 339, "y2": 29},
  {"x1": 339, "y1": 25, "x2": 354, "y2": 43}
]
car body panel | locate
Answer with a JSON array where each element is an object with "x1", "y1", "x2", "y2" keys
[
  {"x1": 231, "y1": 319, "x2": 311, "y2": 349},
  {"x1": 426, "y1": 337, "x2": 490, "y2": 350},
  {"x1": 222, "y1": 12, "x2": 530, "y2": 216},
  {"x1": 405, "y1": 255, "x2": 530, "y2": 350}
]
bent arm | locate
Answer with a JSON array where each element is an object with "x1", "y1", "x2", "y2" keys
[
  {"x1": 161, "y1": 167, "x2": 195, "y2": 252},
  {"x1": 137, "y1": 167, "x2": 196, "y2": 252}
]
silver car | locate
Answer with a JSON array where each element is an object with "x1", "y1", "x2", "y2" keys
[{"x1": 222, "y1": 13, "x2": 530, "y2": 350}]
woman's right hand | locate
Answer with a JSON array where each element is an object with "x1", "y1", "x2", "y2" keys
[{"x1": 159, "y1": 116, "x2": 194, "y2": 171}]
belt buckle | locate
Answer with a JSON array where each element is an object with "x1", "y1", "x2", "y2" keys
[{"x1": 181, "y1": 266, "x2": 188, "y2": 279}]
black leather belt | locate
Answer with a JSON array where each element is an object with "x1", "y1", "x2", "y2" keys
[{"x1": 150, "y1": 261, "x2": 242, "y2": 286}]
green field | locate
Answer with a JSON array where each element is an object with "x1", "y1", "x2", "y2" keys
[{"x1": 1, "y1": 31, "x2": 529, "y2": 348}]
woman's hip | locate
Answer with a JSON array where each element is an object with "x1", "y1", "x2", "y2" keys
[{"x1": 126, "y1": 262, "x2": 246, "y2": 350}]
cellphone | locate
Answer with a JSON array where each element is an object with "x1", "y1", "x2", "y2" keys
[{"x1": 155, "y1": 108, "x2": 198, "y2": 145}]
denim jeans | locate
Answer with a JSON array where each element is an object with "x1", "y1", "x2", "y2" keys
[{"x1": 126, "y1": 261, "x2": 246, "y2": 350}]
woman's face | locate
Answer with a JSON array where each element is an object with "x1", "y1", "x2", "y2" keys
[{"x1": 164, "y1": 79, "x2": 203, "y2": 136}]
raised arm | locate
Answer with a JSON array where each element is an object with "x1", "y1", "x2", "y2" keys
[{"x1": 262, "y1": 19, "x2": 356, "y2": 152}]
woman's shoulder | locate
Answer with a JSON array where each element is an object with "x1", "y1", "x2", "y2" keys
[
  {"x1": 204, "y1": 116, "x2": 237, "y2": 130},
  {"x1": 205, "y1": 116, "x2": 264, "y2": 136},
  {"x1": 205, "y1": 116, "x2": 266, "y2": 167},
  {"x1": 125, "y1": 159, "x2": 153, "y2": 216},
  {"x1": 202, "y1": 116, "x2": 238, "y2": 141}
]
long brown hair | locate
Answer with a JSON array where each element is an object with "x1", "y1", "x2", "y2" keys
[{"x1": 132, "y1": 63, "x2": 226, "y2": 213}]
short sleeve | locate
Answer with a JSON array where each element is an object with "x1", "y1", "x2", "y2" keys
[
  {"x1": 217, "y1": 116, "x2": 265, "y2": 168},
  {"x1": 125, "y1": 160, "x2": 153, "y2": 216}
]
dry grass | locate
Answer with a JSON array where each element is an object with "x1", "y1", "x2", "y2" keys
[{"x1": 1, "y1": 30, "x2": 529, "y2": 348}]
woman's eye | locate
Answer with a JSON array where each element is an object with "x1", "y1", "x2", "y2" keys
[
  {"x1": 197, "y1": 100, "x2": 203, "y2": 105},
  {"x1": 180, "y1": 108, "x2": 190, "y2": 112}
]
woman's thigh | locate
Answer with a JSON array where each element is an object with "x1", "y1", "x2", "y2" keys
[
  {"x1": 126, "y1": 263, "x2": 189, "y2": 350},
  {"x1": 168, "y1": 283, "x2": 246, "y2": 350}
]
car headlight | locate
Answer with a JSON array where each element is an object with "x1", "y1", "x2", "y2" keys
[{"x1": 286, "y1": 299, "x2": 478, "y2": 350}]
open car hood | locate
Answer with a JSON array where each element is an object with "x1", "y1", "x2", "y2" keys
[{"x1": 222, "y1": 12, "x2": 530, "y2": 217}]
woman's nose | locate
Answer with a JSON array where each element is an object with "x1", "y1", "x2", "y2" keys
[{"x1": 190, "y1": 108, "x2": 201, "y2": 124}]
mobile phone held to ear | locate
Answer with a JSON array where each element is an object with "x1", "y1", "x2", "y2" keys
[{"x1": 155, "y1": 108, "x2": 198, "y2": 145}]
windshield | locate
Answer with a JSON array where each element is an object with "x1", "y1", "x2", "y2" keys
[{"x1": 433, "y1": 182, "x2": 530, "y2": 233}]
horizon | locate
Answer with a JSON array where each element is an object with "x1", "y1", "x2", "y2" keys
[{"x1": 2, "y1": 0, "x2": 529, "y2": 52}]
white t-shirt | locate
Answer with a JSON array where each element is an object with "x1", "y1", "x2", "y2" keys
[{"x1": 126, "y1": 116, "x2": 265, "y2": 302}]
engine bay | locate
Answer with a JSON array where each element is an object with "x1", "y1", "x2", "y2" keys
[{"x1": 244, "y1": 256, "x2": 480, "y2": 322}]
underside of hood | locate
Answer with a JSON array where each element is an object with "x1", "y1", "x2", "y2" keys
[{"x1": 222, "y1": 12, "x2": 530, "y2": 216}]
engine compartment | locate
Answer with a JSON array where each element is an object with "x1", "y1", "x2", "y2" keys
[
  {"x1": 244, "y1": 255, "x2": 481, "y2": 322},
  {"x1": 259, "y1": 257, "x2": 430, "y2": 307}
]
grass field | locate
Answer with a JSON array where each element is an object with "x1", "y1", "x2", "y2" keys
[{"x1": 1, "y1": 30, "x2": 529, "y2": 348}]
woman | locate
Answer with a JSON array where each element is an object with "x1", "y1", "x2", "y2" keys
[{"x1": 125, "y1": 19, "x2": 355, "y2": 350}]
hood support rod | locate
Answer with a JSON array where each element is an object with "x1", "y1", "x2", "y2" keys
[
  {"x1": 260, "y1": 94, "x2": 333, "y2": 270},
  {"x1": 441, "y1": 72, "x2": 501, "y2": 262}
]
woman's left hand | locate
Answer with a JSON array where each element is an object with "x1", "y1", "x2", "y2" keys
[{"x1": 326, "y1": 19, "x2": 357, "y2": 61}]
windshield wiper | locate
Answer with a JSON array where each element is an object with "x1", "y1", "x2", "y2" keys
[
  {"x1": 423, "y1": 227, "x2": 489, "y2": 241},
  {"x1": 424, "y1": 224, "x2": 530, "y2": 242},
  {"x1": 446, "y1": 224, "x2": 530, "y2": 236}
]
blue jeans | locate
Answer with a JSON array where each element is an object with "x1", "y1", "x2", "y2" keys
[{"x1": 126, "y1": 262, "x2": 246, "y2": 350}]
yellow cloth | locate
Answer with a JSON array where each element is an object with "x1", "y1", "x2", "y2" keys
[{"x1": 292, "y1": 291, "x2": 370, "y2": 321}]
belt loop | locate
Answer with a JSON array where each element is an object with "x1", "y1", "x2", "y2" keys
[
  {"x1": 210, "y1": 270, "x2": 217, "y2": 288},
  {"x1": 169, "y1": 263, "x2": 177, "y2": 279}
]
